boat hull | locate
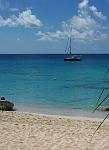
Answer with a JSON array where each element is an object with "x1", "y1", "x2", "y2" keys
[
  {"x1": 0, "y1": 100, "x2": 14, "y2": 111},
  {"x1": 64, "y1": 57, "x2": 81, "y2": 61}
]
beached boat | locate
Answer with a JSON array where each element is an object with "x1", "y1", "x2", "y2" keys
[
  {"x1": 64, "y1": 37, "x2": 81, "y2": 61},
  {"x1": 0, "y1": 97, "x2": 14, "y2": 111}
]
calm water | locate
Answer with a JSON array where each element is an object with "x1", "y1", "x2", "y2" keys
[{"x1": 0, "y1": 54, "x2": 109, "y2": 115}]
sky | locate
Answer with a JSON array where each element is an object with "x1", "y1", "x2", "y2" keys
[{"x1": 0, "y1": 0, "x2": 109, "y2": 54}]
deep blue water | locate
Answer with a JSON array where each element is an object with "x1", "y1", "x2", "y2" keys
[{"x1": 0, "y1": 54, "x2": 109, "y2": 113}]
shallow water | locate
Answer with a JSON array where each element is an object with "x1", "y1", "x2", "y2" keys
[{"x1": 0, "y1": 54, "x2": 109, "y2": 114}]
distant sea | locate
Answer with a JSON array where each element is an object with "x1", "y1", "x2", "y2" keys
[{"x1": 0, "y1": 54, "x2": 109, "y2": 117}]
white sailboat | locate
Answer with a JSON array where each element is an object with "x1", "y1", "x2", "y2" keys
[{"x1": 64, "y1": 37, "x2": 81, "y2": 61}]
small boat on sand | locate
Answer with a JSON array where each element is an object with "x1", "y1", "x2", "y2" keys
[{"x1": 0, "y1": 97, "x2": 14, "y2": 111}]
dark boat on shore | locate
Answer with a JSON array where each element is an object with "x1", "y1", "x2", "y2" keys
[
  {"x1": 0, "y1": 97, "x2": 14, "y2": 111},
  {"x1": 64, "y1": 37, "x2": 81, "y2": 61}
]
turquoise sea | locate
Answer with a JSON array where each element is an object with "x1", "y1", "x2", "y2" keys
[{"x1": 0, "y1": 54, "x2": 109, "y2": 117}]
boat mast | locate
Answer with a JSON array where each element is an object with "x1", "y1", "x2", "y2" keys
[
  {"x1": 65, "y1": 27, "x2": 72, "y2": 55},
  {"x1": 65, "y1": 37, "x2": 72, "y2": 55},
  {"x1": 65, "y1": 37, "x2": 69, "y2": 54},
  {"x1": 69, "y1": 37, "x2": 72, "y2": 54}
]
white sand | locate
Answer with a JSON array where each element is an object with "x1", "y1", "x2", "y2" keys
[{"x1": 0, "y1": 111, "x2": 109, "y2": 150}]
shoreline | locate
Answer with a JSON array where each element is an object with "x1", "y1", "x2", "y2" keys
[
  {"x1": 0, "y1": 111, "x2": 109, "y2": 150},
  {"x1": 15, "y1": 102, "x2": 109, "y2": 119},
  {"x1": 17, "y1": 110, "x2": 109, "y2": 123}
]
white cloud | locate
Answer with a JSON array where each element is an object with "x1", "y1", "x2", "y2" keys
[
  {"x1": 78, "y1": 0, "x2": 88, "y2": 15},
  {"x1": 10, "y1": 8, "x2": 19, "y2": 12},
  {"x1": 90, "y1": 6, "x2": 107, "y2": 20},
  {"x1": 36, "y1": 0, "x2": 108, "y2": 42},
  {"x1": 78, "y1": 0, "x2": 88, "y2": 9},
  {"x1": 16, "y1": 9, "x2": 43, "y2": 28},
  {"x1": 36, "y1": 31, "x2": 66, "y2": 41},
  {"x1": 0, "y1": 9, "x2": 43, "y2": 28}
]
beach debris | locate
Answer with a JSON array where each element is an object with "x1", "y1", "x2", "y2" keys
[
  {"x1": 0, "y1": 97, "x2": 14, "y2": 111},
  {"x1": 97, "y1": 106, "x2": 109, "y2": 111}
]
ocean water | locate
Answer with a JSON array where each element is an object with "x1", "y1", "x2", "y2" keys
[{"x1": 0, "y1": 54, "x2": 109, "y2": 115}]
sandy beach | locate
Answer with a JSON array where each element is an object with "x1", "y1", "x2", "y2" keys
[{"x1": 0, "y1": 112, "x2": 109, "y2": 150}]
